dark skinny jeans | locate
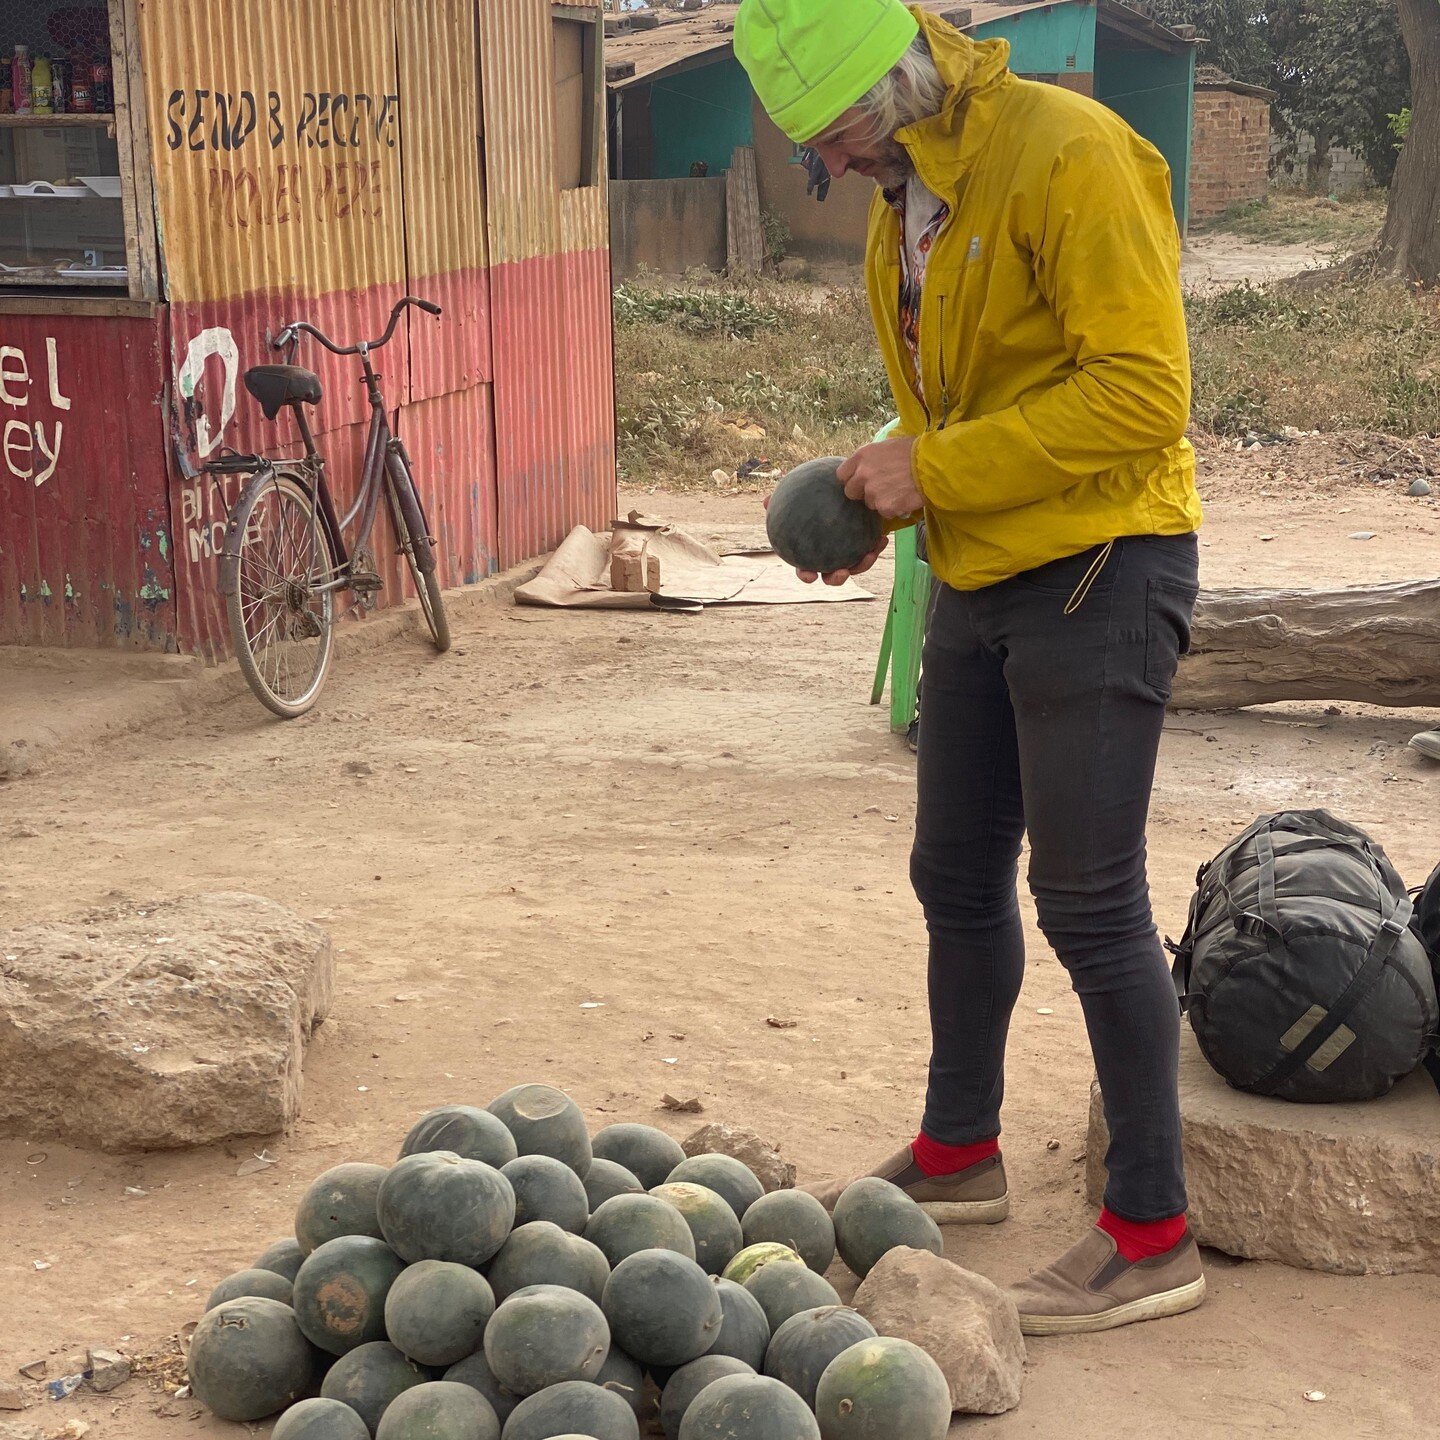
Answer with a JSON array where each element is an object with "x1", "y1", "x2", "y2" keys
[{"x1": 912, "y1": 534, "x2": 1200, "y2": 1222}]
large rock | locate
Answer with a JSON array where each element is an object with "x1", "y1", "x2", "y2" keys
[
  {"x1": 852, "y1": 1247, "x2": 1024, "y2": 1416},
  {"x1": 0, "y1": 893, "x2": 333, "y2": 1151},
  {"x1": 683, "y1": 1122, "x2": 795, "y2": 1192},
  {"x1": 1087, "y1": 1035, "x2": 1440, "y2": 1275}
]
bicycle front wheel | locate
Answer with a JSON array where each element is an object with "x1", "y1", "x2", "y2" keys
[
  {"x1": 225, "y1": 471, "x2": 338, "y2": 719},
  {"x1": 385, "y1": 447, "x2": 451, "y2": 653}
]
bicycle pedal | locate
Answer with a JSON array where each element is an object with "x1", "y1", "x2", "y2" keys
[{"x1": 351, "y1": 570, "x2": 384, "y2": 595}]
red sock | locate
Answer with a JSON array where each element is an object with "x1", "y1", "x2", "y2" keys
[
  {"x1": 1097, "y1": 1207, "x2": 1188, "y2": 1261},
  {"x1": 911, "y1": 1132, "x2": 1000, "y2": 1177}
]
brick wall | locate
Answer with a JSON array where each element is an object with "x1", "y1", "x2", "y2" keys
[{"x1": 1190, "y1": 88, "x2": 1272, "y2": 225}]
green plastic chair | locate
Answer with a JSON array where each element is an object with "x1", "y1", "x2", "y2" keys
[{"x1": 868, "y1": 418, "x2": 931, "y2": 733}]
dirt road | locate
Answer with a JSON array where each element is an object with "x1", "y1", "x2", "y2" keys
[{"x1": 3, "y1": 440, "x2": 1438, "y2": 1438}]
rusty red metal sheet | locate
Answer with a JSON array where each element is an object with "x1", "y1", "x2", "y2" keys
[
  {"x1": 0, "y1": 313, "x2": 174, "y2": 649},
  {"x1": 395, "y1": 383, "x2": 499, "y2": 590},
  {"x1": 491, "y1": 246, "x2": 616, "y2": 570}
]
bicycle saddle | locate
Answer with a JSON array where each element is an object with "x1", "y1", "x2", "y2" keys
[{"x1": 245, "y1": 364, "x2": 323, "y2": 421}]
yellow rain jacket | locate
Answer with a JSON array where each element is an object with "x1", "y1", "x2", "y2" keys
[{"x1": 869, "y1": 9, "x2": 1203, "y2": 590}]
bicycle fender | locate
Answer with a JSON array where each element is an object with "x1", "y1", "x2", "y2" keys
[{"x1": 217, "y1": 468, "x2": 288, "y2": 597}]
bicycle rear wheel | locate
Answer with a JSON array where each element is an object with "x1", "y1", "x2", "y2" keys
[
  {"x1": 225, "y1": 471, "x2": 338, "y2": 719},
  {"x1": 385, "y1": 446, "x2": 451, "y2": 653}
]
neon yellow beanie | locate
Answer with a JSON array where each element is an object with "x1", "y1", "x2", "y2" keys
[{"x1": 734, "y1": 0, "x2": 921, "y2": 143}]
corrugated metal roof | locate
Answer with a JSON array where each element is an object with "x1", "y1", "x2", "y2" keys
[{"x1": 608, "y1": 1, "x2": 1189, "y2": 90}]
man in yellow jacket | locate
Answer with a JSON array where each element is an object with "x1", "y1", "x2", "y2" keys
[{"x1": 737, "y1": 0, "x2": 1206, "y2": 1335}]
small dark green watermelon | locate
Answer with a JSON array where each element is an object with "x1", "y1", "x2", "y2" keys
[
  {"x1": 295, "y1": 1163, "x2": 389, "y2": 1254},
  {"x1": 763, "y1": 1306, "x2": 876, "y2": 1409},
  {"x1": 591, "y1": 1124, "x2": 687, "y2": 1191},
  {"x1": 442, "y1": 1351, "x2": 520, "y2": 1426},
  {"x1": 659, "y1": 1355, "x2": 754, "y2": 1440},
  {"x1": 650, "y1": 1184, "x2": 743, "y2": 1277},
  {"x1": 831, "y1": 1177, "x2": 943, "y2": 1279},
  {"x1": 378, "y1": 1151, "x2": 515, "y2": 1267},
  {"x1": 742, "y1": 1261, "x2": 841, "y2": 1335},
  {"x1": 486, "y1": 1084, "x2": 592, "y2": 1177},
  {"x1": 486, "y1": 1221, "x2": 610, "y2": 1304},
  {"x1": 720, "y1": 1244, "x2": 804, "y2": 1288},
  {"x1": 765, "y1": 458, "x2": 884, "y2": 576},
  {"x1": 502, "y1": 1153, "x2": 590, "y2": 1234},
  {"x1": 254, "y1": 1237, "x2": 307, "y2": 1284},
  {"x1": 188, "y1": 1295, "x2": 316, "y2": 1423},
  {"x1": 584, "y1": 1158, "x2": 646, "y2": 1212},
  {"x1": 400, "y1": 1106, "x2": 519, "y2": 1170},
  {"x1": 676, "y1": 1373, "x2": 820, "y2": 1440},
  {"x1": 706, "y1": 1278, "x2": 771, "y2": 1371},
  {"x1": 585, "y1": 1194, "x2": 696, "y2": 1269},
  {"x1": 374, "y1": 1379, "x2": 500, "y2": 1440},
  {"x1": 320, "y1": 1341, "x2": 426, "y2": 1434},
  {"x1": 270, "y1": 1396, "x2": 371, "y2": 1439},
  {"x1": 602, "y1": 1249, "x2": 722, "y2": 1369},
  {"x1": 501, "y1": 1379, "x2": 640, "y2": 1440},
  {"x1": 293, "y1": 1235, "x2": 407, "y2": 1355},
  {"x1": 813, "y1": 1336, "x2": 951, "y2": 1440},
  {"x1": 482, "y1": 1284, "x2": 610, "y2": 1395},
  {"x1": 206, "y1": 1267, "x2": 294, "y2": 1311},
  {"x1": 384, "y1": 1259, "x2": 496, "y2": 1367},
  {"x1": 593, "y1": 1343, "x2": 649, "y2": 1421},
  {"x1": 741, "y1": 1191, "x2": 836, "y2": 1275},
  {"x1": 664, "y1": 1157, "x2": 764, "y2": 1223}
]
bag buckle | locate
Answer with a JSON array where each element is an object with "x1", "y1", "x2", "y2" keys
[{"x1": 1236, "y1": 912, "x2": 1271, "y2": 939}]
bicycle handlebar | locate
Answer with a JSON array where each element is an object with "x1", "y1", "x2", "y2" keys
[{"x1": 274, "y1": 295, "x2": 442, "y2": 356}]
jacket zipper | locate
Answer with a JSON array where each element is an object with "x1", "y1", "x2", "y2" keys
[{"x1": 936, "y1": 292, "x2": 952, "y2": 431}]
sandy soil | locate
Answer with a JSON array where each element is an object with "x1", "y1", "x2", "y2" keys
[
  {"x1": 2, "y1": 438, "x2": 1438, "y2": 1439},
  {"x1": 1180, "y1": 234, "x2": 1334, "y2": 295}
]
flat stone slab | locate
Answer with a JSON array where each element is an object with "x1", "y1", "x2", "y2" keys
[
  {"x1": 0, "y1": 892, "x2": 333, "y2": 1151},
  {"x1": 1088, "y1": 1033, "x2": 1440, "y2": 1275}
]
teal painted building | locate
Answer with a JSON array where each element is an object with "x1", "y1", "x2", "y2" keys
[{"x1": 608, "y1": 0, "x2": 1198, "y2": 232}]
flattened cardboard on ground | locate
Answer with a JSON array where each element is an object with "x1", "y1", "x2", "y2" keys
[
  {"x1": 1087, "y1": 1034, "x2": 1440, "y2": 1275},
  {"x1": 515, "y1": 516, "x2": 875, "y2": 610}
]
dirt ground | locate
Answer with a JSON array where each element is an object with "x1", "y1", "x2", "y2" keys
[{"x1": 3, "y1": 437, "x2": 1439, "y2": 1439}]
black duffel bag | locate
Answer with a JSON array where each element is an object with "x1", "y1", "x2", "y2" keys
[
  {"x1": 1412, "y1": 861, "x2": 1440, "y2": 1088},
  {"x1": 1171, "y1": 810, "x2": 1439, "y2": 1103}
]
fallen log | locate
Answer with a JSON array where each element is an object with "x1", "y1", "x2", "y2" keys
[{"x1": 1176, "y1": 578, "x2": 1440, "y2": 710}]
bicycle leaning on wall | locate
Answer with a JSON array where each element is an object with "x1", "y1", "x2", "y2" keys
[{"x1": 208, "y1": 295, "x2": 450, "y2": 719}]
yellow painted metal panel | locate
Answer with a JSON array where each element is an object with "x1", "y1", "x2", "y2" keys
[
  {"x1": 137, "y1": 0, "x2": 407, "y2": 303},
  {"x1": 397, "y1": 0, "x2": 487, "y2": 277},
  {"x1": 479, "y1": 0, "x2": 561, "y2": 265}
]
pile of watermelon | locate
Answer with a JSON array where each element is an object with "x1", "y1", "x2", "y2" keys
[{"x1": 189, "y1": 1083, "x2": 954, "y2": 1440}]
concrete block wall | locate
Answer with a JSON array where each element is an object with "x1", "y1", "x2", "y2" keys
[
  {"x1": 1271, "y1": 130, "x2": 1372, "y2": 194},
  {"x1": 1191, "y1": 89, "x2": 1272, "y2": 225}
]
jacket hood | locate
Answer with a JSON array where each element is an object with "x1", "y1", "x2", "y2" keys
[{"x1": 897, "y1": 7, "x2": 1013, "y2": 192}]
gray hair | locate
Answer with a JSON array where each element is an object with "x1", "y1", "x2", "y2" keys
[{"x1": 851, "y1": 37, "x2": 948, "y2": 144}]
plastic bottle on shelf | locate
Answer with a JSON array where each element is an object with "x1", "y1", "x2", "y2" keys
[
  {"x1": 70, "y1": 57, "x2": 93, "y2": 113},
  {"x1": 52, "y1": 58, "x2": 68, "y2": 114},
  {"x1": 92, "y1": 60, "x2": 113, "y2": 113},
  {"x1": 31, "y1": 54, "x2": 53, "y2": 115},
  {"x1": 12, "y1": 47, "x2": 32, "y2": 116}
]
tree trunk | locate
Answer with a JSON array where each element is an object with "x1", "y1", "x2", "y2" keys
[
  {"x1": 1306, "y1": 127, "x2": 1332, "y2": 192},
  {"x1": 1175, "y1": 578, "x2": 1440, "y2": 710},
  {"x1": 1379, "y1": 0, "x2": 1440, "y2": 284}
]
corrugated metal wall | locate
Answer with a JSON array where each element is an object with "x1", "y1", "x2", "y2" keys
[
  {"x1": 2, "y1": 0, "x2": 615, "y2": 653},
  {"x1": 480, "y1": 1, "x2": 616, "y2": 570},
  {"x1": 0, "y1": 316, "x2": 173, "y2": 649}
]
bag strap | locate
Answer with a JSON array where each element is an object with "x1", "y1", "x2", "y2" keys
[{"x1": 1248, "y1": 892, "x2": 1415, "y2": 1098}]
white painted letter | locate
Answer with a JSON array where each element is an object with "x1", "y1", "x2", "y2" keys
[
  {"x1": 5, "y1": 418, "x2": 34, "y2": 478},
  {"x1": 45, "y1": 338, "x2": 71, "y2": 412},
  {"x1": 33, "y1": 420, "x2": 62, "y2": 487},
  {"x1": 0, "y1": 348, "x2": 30, "y2": 407}
]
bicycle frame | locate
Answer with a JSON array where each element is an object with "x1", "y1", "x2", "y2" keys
[{"x1": 286, "y1": 343, "x2": 396, "y2": 597}]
